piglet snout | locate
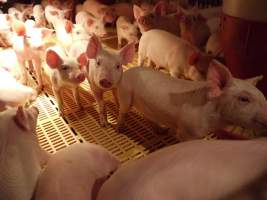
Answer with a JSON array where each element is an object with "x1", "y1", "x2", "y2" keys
[
  {"x1": 76, "y1": 73, "x2": 86, "y2": 82},
  {"x1": 99, "y1": 79, "x2": 112, "y2": 88}
]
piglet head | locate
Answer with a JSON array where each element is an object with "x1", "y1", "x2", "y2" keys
[
  {"x1": 86, "y1": 34, "x2": 135, "y2": 90},
  {"x1": 99, "y1": 7, "x2": 116, "y2": 24},
  {"x1": 11, "y1": 20, "x2": 26, "y2": 36},
  {"x1": 46, "y1": 49, "x2": 86, "y2": 84},
  {"x1": 87, "y1": 15, "x2": 107, "y2": 37},
  {"x1": 207, "y1": 60, "x2": 267, "y2": 131}
]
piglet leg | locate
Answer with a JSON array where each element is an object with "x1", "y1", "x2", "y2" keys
[
  {"x1": 91, "y1": 86, "x2": 109, "y2": 127},
  {"x1": 52, "y1": 87, "x2": 64, "y2": 116},
  {"x1": 32, "y1": 57, "x2": 43, "y2": 93},
  {"x1": 72, "y1": 86, "x2": 83, "y2": 110},
  {"x1": 18, "y1": 58, "x2": 28, "y2": 85}
]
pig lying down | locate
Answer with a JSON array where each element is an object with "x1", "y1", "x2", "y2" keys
[
  {"x1": 35, "y1": 142, "x2": 120, "y2": 200},
  {"x1": 117, "y1": 60, "x2": 267, "y2": 141},
  {"x1": 85, "y1": 34, "x2": 135, "y2": 127},
  {"x1": 0, "y1": 106, "x2": 49, "y2": 200},
  {"x1": 98, "y1": 138, "x2": 267, "y2": 200}
]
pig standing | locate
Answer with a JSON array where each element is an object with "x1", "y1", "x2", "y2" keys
[
  {"x1": 138, "y1": 29, "x2": 211, "y2": 80},
  {"x1": 116, "y1": 16, "x2": 139, "y2": 48},
  {"x1": 0, "y1": 106, "x2": 49, "y2": 200},
  {"x1": 82, "y1": 0, "x2": 117, "y2": 24},
  {"x1": 116, "y1": 60, "x2": 267, "y2": 141},
  {"x1": 44, "y1": 45, "x2": 86, "y2": 116},
  {"x1": 33, "y1": 4, "x2": 47, "y2": 27},
  {"x1": 0, "y1": 68, "x2": 37, "y2": 110},
  {"x1": 98, "y1": 139, "x2": 267, "y2": 200},
  {"x1": 76, "y1": 11, "x2": 107, "y2": 37},
  {"x1": 85, "y1": 35, "x2": 135, "y2": 127},
  {"x1": 35, "y1": 142, "x2": 120, "y2": 200},
  {"x1": 44, "y1": 5, "x2": 70, "y2": 29},
  {"x1": 11, "y1": 20, "x2": 54, "y2": 91}
]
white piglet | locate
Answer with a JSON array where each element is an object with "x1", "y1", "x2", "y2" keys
[
  {"x1": 0, "y1": 106, "x2": 49, "y2": 200},
  {"x1": 44, "y1": 5, "x2": 70, "y2": 28},
  {"x1": 76, "y1": 11, "x2": 107, "y2": 37},
  {"x1": 44, "y1": 45, "x2": 86, "y2": 116},
  {"x1": 85, "y1": 34, "x2": 135, "y2": 127},
  {"x1": 35, "y1": 142, "x2": 120, "y2": 200},
  {"x1": 98, "y1": 139, "x2": 267, "y2": 200},
  {"x1": 116, "y1": 16, "x2": 139, "y2": 48},
  {"x1": 116, "y1": 61, "x2": 267, "y2": 141},
  {"x1": 138, "y1": 29, "x2": 211, "y2": 80}
]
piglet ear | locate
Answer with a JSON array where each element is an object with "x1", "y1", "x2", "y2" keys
[
  {"x1": 86, "y1": 34, "x2": 101, "y2": 59},
  {"x1": 245, "y1": 75, "x2": 263, "y2": 86},
  {"x1": 154, "y1": 1, "x2": 166, "y2": 16},
  {"x1": 41, "y1": 28, "x2": 54, "y2": 39},
  {"x1": 87, "y1": 18, "x2": 95, "y2": 27},
  {"x1": 207, "y1": 60, "x2": 233, "y2": 99},
  {"x1": 120, "y1": 42, "x2": 135, "y2": 65},
  {"x1": 46, "y1": 49, "x2": 63, "y2": 69},
  {"x1": 188, "y1": 52, "x2": 199, "y2": 65},
  {"x1": 12, "y1": 20, "x2": 26, "y2": 36},
  {"x1": 77, "y1": 53, "x2": 88, "y2": 66},
  {"x1": 133, "y1": 5, "x2": 143, "y2": 19},
  {"x1": 49, "y1": 10, "x2": 58, "y2": 16},
  {"x1": 13, "y1": 106, "x2": 30, "y2": 131},
  {"x1": 65, "y1": 20, "x2": 73, "y2": 33}
]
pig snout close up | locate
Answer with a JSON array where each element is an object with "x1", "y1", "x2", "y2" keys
[
  {"x1": 85, "y1": 34, "x2": 135, "y2": 127},
  {"x1": 116, "y1": 60, "x2": 267, "y2": 141},
  {"x1": 44, "y1": 45, "x2": 86, "y2": 116},
  {"x1": 97, "y1": 139, "x2": 267, "y2": 200},
  {"x1": 34, "y1": 142, "x2": 120, "y2": 200},
  {"x1": 0, "y1": 106, "x2": 50, "y2": 200}
]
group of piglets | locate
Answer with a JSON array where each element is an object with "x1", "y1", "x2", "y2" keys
[
  {"x1": 1, "y1": 106, "x2": 267, "y2": 200},
  {"x1": 0, "y1": 106, "x2": 120, "y2": 200}
]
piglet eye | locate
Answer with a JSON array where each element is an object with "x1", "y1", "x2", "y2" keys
[
  {"x1": 97, "y1": 60, "x2": 101, "y2": 65},
  {"x1": 238, "y1": 96, "x2": 250, "y2": 103},
  {"x1": 116, "y1": 64, "x2": 120, "y2": 69},
  {"x1": 61, "y1": 65, "x2": 68, "y2": 70}
]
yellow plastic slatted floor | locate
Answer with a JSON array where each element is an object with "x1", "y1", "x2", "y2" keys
[{"x1": 25, "y1": 37, "x2": 259, "y2": 163}]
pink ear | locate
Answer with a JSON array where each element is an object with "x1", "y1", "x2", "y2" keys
[
  {"x1": 120, "y1": 42, "x2": 135, "y2": 65},
  {"x1": 87, "y1": 18, "x2": 95, "y2": 27},
  {"x1": 207, "y1": 60, "x2": 233, "y2": 99},
  {"x1": 133, "y1": 5, "x2": 143, "y2": 19},
  {"x1": 188, "y1": 52, "x2": 199, "y2": 65},
  {"x1": 46, "y1": 50, "x2": 63, "y2": 69},
  {"x1": 65, "y1": 20, "x2": 73, "y2": 33},
  {"x1": 13, "y1": 106, "x2": 30, "y2": 131},
  {"x1": 154, "y1": 1, "x2": 166, "y2": 16},
  {"x1": 12, "y1": 20, "x2": 26, "y2": 36},
  {"x1": 50, "y1": 11, "x2": 58, "y2": 16},
  {"x1": 41, "y1": 28, "x2": 54, "y2": 38},
  {"x1": 86, "y1": 34, "x2": 101, "y2": 59},
  {"x1": 77, "y1": 53, "x2": 88, "y2": 67}
]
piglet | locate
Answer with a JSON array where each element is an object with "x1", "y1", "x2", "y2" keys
[
  {"x1": 116, "y1": 60, "x2": 267, "y2": 141},
  {"x1": 98, "y1": 139, "x2": 267, "y2": 200},
  {"x1": 35, "y1": 142, "x2": 120, "y2": 200},
  {"x1": 44, "y1": 45, "x2": 86, "y2": 116},
  {"x1": 85, "y1": 34, "x2": 135, "y2": 127},
  {"x1": 0, "y1": 68, "x2": 37, "y2": 110},
  {"x1": 44, "y1": 5, "x2": 70, "y2": 29},
  {"x1": 11, "y1": 20, "x2": 54, "y2": 91},
  {"x1": 53, "y1": 18, "x2": 73, "y2": 50},
  {"x1": 76, "y1": 11, "x2": 107, "y2": 37},
  {"x1": 33, "y1": 4, "x2": 47, "y2": 27},
  {"x1": 206, "y1": 31, "x2": 223, "y2": 58},
  {"x1": 116, "y1": 16, "x2": 139, "y2": 48},
  {"x1": 13, "y1": 3, "x2": 33, "y2": 20},
  {"x1": 8, "y1": 7, "x2": 24, "y2": 21},
  {"x1": 82, "y1": 0, "x2": 117, "y2": 24},
  {"x1": 0, "y1": 106, "x2": 49, "y2": 200},
  {"x1": 138, "y1": 29, "x2": 211, "y2": 80},
  {"x1": 133, "y1": 2, "x2": 180, "y2": 35}
]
